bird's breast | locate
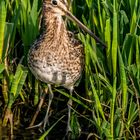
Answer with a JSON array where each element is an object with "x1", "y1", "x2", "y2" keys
[{"x1": 28, "y1": 43, "x2": 84, "y2": 89}]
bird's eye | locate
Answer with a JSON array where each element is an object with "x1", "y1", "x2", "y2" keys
[{"x1": 52, "y1": 0, "x2": 57, "y2": 5}]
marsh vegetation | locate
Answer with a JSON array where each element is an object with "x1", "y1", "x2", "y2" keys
[{"x1": 0, "y1": 0, "x2": 140, "y2": 139}]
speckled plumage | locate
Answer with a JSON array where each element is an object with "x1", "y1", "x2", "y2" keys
[
  {"x1": 28, "y1": 0, "x2": 84, "y2": 90},
  {"x1": 27, "y1": 0, "x2": 85, "y2": 132}
]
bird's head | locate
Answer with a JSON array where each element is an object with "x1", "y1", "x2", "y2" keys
[
  {"x1": 44, "y1": 0, "x2": 69, "y2": 16},
  {"x1": 43, "y1": 0, "x2": 106, "y2": 47}
]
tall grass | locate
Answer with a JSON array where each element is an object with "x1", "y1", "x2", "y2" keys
[{"x1": 0, "y1": 0, "x2": 140, "y2": 139}]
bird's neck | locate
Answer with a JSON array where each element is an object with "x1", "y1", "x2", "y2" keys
[{"x1": 42, "y1": 11, "x2": 67, "y2": 42}]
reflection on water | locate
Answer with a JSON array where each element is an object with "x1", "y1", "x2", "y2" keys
[
  {"x1": 0, "y1": 124, "x2": 41, "y2": 140},
  {"x1": 0, "y1": 118, "x2": 87, "y2": 140}
]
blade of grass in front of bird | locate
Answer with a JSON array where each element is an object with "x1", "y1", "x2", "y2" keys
[
  {"x1": 55, "y1": 89, "x2": 93, "y2": 112},
  {"x1": 39, "y1": 115, "x2": 65, "y2": 140}
]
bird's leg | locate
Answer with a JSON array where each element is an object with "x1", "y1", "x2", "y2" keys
[
  {"x1": 43, "y1": 84, "x2": 54, "y2": 130},
  {"x1": 29, "y1": 90, "x2": 47, "y2": 127},
  {"x1": 26, "y1": 87, "x2": 48, "y2": 130},
  {"x1": 67, "y1": 87, "x2": 73, "y2": 133},
  {"x1": 26, "y1": 85, "x2": 53, "y2": 130}
]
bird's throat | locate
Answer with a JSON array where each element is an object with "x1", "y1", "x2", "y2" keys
[{"x1": 43, "y1": 13, "x2": 67, "y2": 43}]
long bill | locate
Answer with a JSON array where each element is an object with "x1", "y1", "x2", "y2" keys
[{"x1": 66, "y1": 11, "x2": 107, "y2": 48}]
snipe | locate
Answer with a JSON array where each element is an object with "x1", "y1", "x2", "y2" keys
[{"x1": 28, "y1": 0, "x2": 106, "y2": 134}]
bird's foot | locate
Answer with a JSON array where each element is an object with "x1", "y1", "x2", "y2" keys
[
  {"x1": 26, "y1": 118, "x2": 49, "y2": 132},
  {"x1": 26, "y1": 121, "x2": 43, "y2": 130},
  {"x1": 43, "y1": 117, "x2": 49, "y2": 131},
  {"x1": 66, "y1": 125, "x2": 72, "y2": 134},
  {"x1": 62, "y1": 125, "x2": 72, "y2": 140}
]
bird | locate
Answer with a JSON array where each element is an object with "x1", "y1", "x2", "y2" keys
[{"x1": 27, "y1": 0, "x2": 106, "y2": 134}]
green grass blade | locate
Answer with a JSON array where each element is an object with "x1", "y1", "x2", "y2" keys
[
  {"x1": 130, "y1": 0, "x2": 138, "y2": 34},
  {"x1": 30, "y1": 0, "x2": 38, "y2": 26},
  {"x1": 118, "y1": 47, "x2": 128, "y2": 137},
  {"x1": 112, "y1": 0, "x2": 118, "y2": 79},
  {"x1": 55, "y1": 89, "x2": 92, "y2": 112},
  {"x1": 0, "y1": 63, "x2": 5, "y2": 73},
  {"x1": 110, "y1": 77, "x2": 117, "y2": 139},
  {"x1": 97, "y1": 0, "x2": 103, "y2": 33},
  {"x1": 136, "y1": 36, "x2": 140, "y2": 70},
  {"x1": 0, "y1": 0, "x2": 6, "y2": 62},
  {"x1": 39, "y1": 115, "x2": 65, "y2": 140},
  {"x1": 10, "y1": 64, "x2": 28, "y2": 98},
  {"x1": 90, "y1": 77, "x2": 105, "y2": 120},
  {"x1": 105, "y1": 18, "x2": 112, "y2": 73},
  {"x1": 3, "y1": 23, "x2": 14, "y2": 60},
  {"x1": 127, "y1": 98, "x2": 138, "y2": 127}
]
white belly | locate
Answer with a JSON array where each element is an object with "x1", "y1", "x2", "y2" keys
[{"x1": 29, "y1": 63, "x2": 73, "y2": 88}]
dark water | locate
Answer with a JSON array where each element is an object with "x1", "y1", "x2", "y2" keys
[
  {"x1": 0, "y1": 126, "x2": 42, "y2": 140},
  {"x1": 0, "y1": 125, "x2": 88, "y2": 140},
  {"x1": 0, "y1": 120, "x2": 71, "y2": 140}
]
